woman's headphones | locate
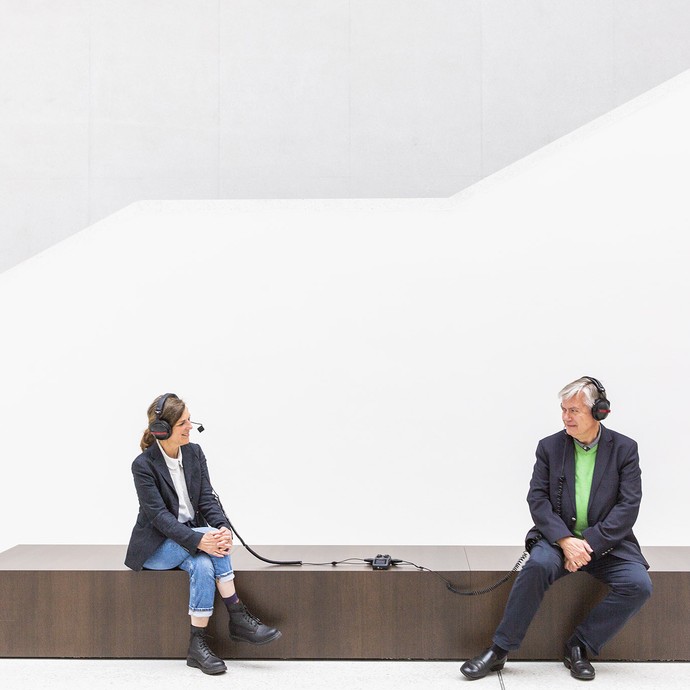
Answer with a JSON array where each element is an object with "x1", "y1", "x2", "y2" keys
[
  {"x1": 583, "y1": 376, "x2": 611, "y2": 421},
  {"x1": 149, "y1": 393, "x2": 179, "y2": 440}
]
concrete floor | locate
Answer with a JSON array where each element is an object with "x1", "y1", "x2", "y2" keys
[{"x1": 0, "y1": 660, "x2": 688, "y2": 690}]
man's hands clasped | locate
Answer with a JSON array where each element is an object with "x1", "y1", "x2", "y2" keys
[{"x1": 558, "y1": 536, "x2": 593, "y2": 572}]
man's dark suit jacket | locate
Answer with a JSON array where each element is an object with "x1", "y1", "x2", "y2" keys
[
  {"x1": 125, "y1": 442, "x2": 231, "y2": 571},
  {"x1": 525, "y1": 425, "x2": 649, "y2": 568}
]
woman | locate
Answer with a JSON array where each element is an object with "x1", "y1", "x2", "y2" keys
[{"x1": 125, "y1": 393, "x2": 281, "y2": 675}]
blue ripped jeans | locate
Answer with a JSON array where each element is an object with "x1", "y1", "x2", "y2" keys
[{"x1": 143, "y1": 527, "x2": 234, "y2": 617}]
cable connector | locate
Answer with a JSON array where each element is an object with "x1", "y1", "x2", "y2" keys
[{"x1": 364, "y1": 554, "x2": 402, "y2": 570}]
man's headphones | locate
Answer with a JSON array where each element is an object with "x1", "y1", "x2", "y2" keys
[
  {"x1": 583, "y1": 376, "x2": 611, "y2": 421},
  {"x1": 149, "y1": 393, "x2": 179, "y2": 440}
]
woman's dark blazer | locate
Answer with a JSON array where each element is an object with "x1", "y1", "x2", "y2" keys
[{"x1": 125, "y1": 442, "x2": 231, "y2": 571}]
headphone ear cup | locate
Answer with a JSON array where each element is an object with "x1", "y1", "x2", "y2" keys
[
  {"x1": 592, "y1": 399, "x2": 610, "y2": 421},
  {"x1": 149, "y1": 419, "x2": 172, "y2": 440}
]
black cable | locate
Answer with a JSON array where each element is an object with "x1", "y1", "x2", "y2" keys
[
  {"x1": 211, "y1": 481, "x2": 529, "y2": 582},
  {"x1": 395, "y1": 552, "x2": 529, "y2": 596},
  {"x1": 556, "y1": 431, "x2": 569, "y2": 518},
  {"x1": 301, "y1": 558, "x2": 372, "y2": 567},
  {"x1": 298, "y1": 552, "x2": 530, "y2": 596},
  {"x1": 226, "y1": 516, "x2": 303, "y2": 566},
  {"x1": 210, "y1": 487, "x2": 302, "y2": 566}
]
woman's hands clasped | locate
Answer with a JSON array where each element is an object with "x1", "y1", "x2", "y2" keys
[{"x1": 198, "y1": 526, "x2": 233, "y2": 557}]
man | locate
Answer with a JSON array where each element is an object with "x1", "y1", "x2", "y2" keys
[{"x1": 461, "y1": 376, "x2": 651, "y2": 681}]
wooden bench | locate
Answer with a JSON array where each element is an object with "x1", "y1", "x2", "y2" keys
[{"x1": 0, "y1": 544, "x2": 687, "y2": 660}]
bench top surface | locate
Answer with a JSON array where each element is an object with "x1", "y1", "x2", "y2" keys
[{"x1": 0, "y1": 544, "x2": 688, "y2": 572}]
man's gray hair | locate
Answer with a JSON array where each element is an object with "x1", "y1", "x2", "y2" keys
[{"x1": 558, "y1": 377, "x2": 600, "y2": 409}]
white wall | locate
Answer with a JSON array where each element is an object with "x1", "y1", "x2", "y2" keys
[
  {"x1": 3, "y1": 0, "x2": 690, "y2": 271},
  {"x1": 1, "y1": 71, "x2": 689, "y2": 556}
]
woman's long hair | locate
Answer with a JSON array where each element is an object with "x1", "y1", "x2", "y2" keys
[{"x1": 140, "y1": 394, "x2": 187, "y2": 451}]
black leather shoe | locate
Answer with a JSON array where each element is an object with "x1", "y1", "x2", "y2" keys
[
  {"x1": 186, "y1": 627, "x2": 227, "y2": 675},
  {"x1": 460, "y1": 648, "x2": 508, "y2": 680},
  {"x1": 228, "y1": 601, "x2": 282, "y2": 645},
  {"x1": 563, "y1": 639, "x2": 595, "y2": 681}
]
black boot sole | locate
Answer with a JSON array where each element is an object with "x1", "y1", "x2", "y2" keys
[
  {"x1": 186, "y1": 657, "x2": 227, "y2": 675},
  {"x1": 230, "y1": 629, "x2": 282, "y2": 645}
]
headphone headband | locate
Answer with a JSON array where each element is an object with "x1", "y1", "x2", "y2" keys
[
  {"x1": 583, "y1": 376, "x2": 605, "y2": 398},
  {"x1": 155, "y1": 393, "x2": 177, "y2": 418}
]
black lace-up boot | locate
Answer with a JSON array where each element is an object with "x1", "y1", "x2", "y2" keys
[
  {"x1": 186, "y1": 625, "x2": 227, "y2": 675},
  {"x1": 228, "y1": 601, "x2": 282, "y2": 645}
]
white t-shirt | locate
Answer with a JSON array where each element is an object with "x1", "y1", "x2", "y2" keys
[{"x1": 157, "y1": 441, "x2": 194, "y2": 523}]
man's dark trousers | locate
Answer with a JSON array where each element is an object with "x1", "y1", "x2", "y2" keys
[{"x1": 493, "y1": 540, "x2": 652, "y2": 655}]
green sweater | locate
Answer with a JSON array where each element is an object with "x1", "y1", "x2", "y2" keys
[{"x1": 573, "y1": 442, "x2": 598, "y2": 538}]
